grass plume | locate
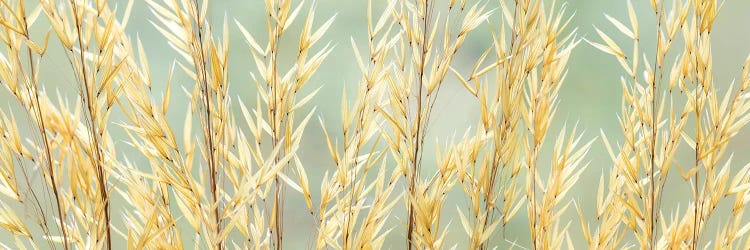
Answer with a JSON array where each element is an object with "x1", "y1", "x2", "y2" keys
[{"x1": 0, "y1": 0, "x2": 748, "y2": 249}]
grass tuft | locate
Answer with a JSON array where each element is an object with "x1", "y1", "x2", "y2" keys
[{"x1": 0, "y1": 0, "x2": 748, "y2": 249}]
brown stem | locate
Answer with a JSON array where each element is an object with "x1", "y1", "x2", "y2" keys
[
  {"x1": 189, "y1": 0, "x2": 222, "y2": 249},
  {"x1": 17, "y1": 8, "x2": 68, "y2": 249},
  {"x1": 27, "y1": 40, "x2": 69, "y2": 250},
  {"x1": 690, "y1": 9, "x2": 707, "y2": 248},
  {"x1": 691, "y1": 23, "x2": 703, "y2": 250},
  {"x1": 343, "y1": 77, "x2": 375, "y2": 248},
  {"x1": 649, "y1": 5, "x2": 664, "y2": 247},
  {"x1": 479, "y1": 149, "x2": 503, "y2": 250},
  {"x1": 407, "y1": 2, "x2": 430, "y2": 249},
  {"x1": 70, "y1": 2, "x2": 110, "y2": 249},
  {"x1": 693, "y1": 127, "x2": 700, "y2": 250},
  {"x1": 268, "y1": 2, "x2": 285, "y2": 248},
  {"x1": 529, "y1": 137, "x2": 540, "y2": 249}
]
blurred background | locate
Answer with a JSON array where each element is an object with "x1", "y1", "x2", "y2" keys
[{"x1": 3, "y1": 0, "x2": 750, "y2": 248}]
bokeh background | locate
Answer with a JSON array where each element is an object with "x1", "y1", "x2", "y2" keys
[{"x1": 3, "y1": 0, "x2": 750, "y2": 248}]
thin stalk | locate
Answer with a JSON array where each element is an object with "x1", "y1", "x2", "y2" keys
[
  {"x1": 529, "y1": 126, "x2": 540, "y2": 249},
  {"x1": 493, "y1": 2, "x2": 521, "y2": 247},
  {"x1": 343, "y1": 81, "x2": 374, "y2": 248},
  {"x1": 691, "y1": 14, "x2": 704, "y2": 250},
  {"x1": 693, "y1": 106, "x2": 701, "y2": 250},
  {"x1": 17, "y1": 5, "x2": 67, "y2": 248},
  {"x1": 23, "y1": 30, "x2": 69, "y2": 250},
  {"x1": 407, "y1": 1, "x2": 430, "y2": 249},
  {"x1": 269, "y1": 2, "x2": 285, "y2": 248},
  {"x1": 189, "y1": 0, "x2": 222, "y2": 248},
  {"x1": 70, "y1": 2, "x2": 110, "y2": 249},
  {"x1": 18, "y1": 159, "x2": 53, "y2": 250},
  {"x1": 649, "y1": 4, "x2": 664, "y2": 247},
  {"x1": 480, "y1": 150, "x2": 501, "y2": 250}
]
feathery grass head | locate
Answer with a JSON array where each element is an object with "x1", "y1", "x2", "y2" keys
[{"x1": 0, "y1": 0, "x2": 749, "y2": 249}]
